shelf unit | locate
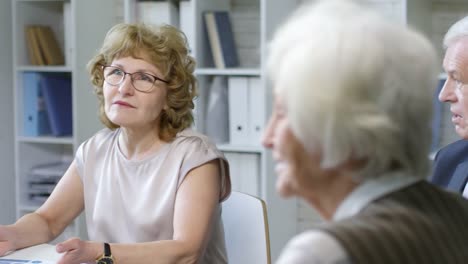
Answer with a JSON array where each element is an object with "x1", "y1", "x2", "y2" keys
[
  {"x1": 12, "y1": 0, "x2": 117, "y2": 241},
  {"x1": 0, "y1": 0, "x2": 15, "y2": 225},
  {"x1": 123, "y1": 0, "x2": 303, "y2": 259}
]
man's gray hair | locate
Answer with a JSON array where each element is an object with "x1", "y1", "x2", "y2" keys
[{"x1": 444, "y1": 15, "x2": 468, "y2": 48}]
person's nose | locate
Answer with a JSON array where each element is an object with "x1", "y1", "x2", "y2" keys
[
  {"x1": 261, "y1": 116, "x2": 275, "y2": 149},
  {"x1": 438, "y1": 78, "x2": 457, "y2": 103},
  {"x1": 118, "y1": 73, "x2": 135, "y2": 95}
]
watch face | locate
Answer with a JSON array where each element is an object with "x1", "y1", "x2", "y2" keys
[{"x1": 97, "y1": 257, "x2": 114, "y2": 264}]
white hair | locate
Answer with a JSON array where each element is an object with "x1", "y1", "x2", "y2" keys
[
  {"x1": 267, "y1": 0, "x2": 438, "y2": 181},
  {"x1": 443, "y1": 15, "x2": 468, "y2": 49}
]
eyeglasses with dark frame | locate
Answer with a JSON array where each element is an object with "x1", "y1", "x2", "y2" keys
[{"x1": 101, "y1": 65, "x2": 169, "y2": 93}]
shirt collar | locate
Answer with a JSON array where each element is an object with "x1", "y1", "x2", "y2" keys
[{"x1": 333, "y1": 171, "x2": 422, "y2": 221}]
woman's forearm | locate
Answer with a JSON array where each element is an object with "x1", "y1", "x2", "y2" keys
[
  {"x1": 9, "y1": 212, "x2": 58, "y2": 249},
  {"x1": 109, "y1": 240, "x2": 202, "y2": 264}
]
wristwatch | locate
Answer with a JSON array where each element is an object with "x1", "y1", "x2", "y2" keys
[{"x1": 96, "y1": 243, "x2": 115, "y2": 264}]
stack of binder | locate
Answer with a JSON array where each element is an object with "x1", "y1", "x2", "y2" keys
[
  {"x1": 22, "y1": 72, "x2": 72, "y2": 137},
  {"x1": 227, "y1": 76, "x2": 264, "y2": 145},
  {"x1": 28, "y1": 162, "x2": 69, "y2": 204},
  {"x1": 22, "y1": 72, "x2": 52, "y2": 137}
]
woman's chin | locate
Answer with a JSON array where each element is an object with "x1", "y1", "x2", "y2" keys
[{"x1": 108, "y1": 118, "x2": 133, "y2": 128}]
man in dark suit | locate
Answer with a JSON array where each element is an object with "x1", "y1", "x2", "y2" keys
[
  {"x1": 431, "y1": 16, "x2": 468, "y2": 197},
  {"x1": 432, "y1": 140, "x2": 468, "y2": 195}
]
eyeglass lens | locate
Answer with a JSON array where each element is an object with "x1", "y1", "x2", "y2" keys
[{"x1": 103, "y1": 66, "x2": 157, "y2": 92}]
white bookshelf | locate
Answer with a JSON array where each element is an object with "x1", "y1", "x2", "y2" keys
[{"x1": 11, "y1": 0, "x2": 117, "y2": 241}]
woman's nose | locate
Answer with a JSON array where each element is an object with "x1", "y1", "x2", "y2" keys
[{"x1": 118, "y1": 74, "x2": 135, "y2": 95}]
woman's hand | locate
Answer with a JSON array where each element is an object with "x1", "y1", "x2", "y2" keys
[
  {"x1": 0, "y1": 225, "x2": 16, "y2": 256},
  {"x1": 56, "y1": 237, "x2": 101, "y2": 264}
]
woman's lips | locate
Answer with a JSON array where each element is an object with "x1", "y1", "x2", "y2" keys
[{"x1": 114, "y1": 101, "x2": 135, "y2": 108}]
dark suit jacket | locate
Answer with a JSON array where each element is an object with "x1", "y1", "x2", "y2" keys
[{"x1": 431, "y1": 139, "x2": 468, "y2": 193}]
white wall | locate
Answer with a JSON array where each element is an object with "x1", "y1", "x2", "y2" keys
[{"x1": 0, "y1": 0, "x2": 15, "y2": 224}]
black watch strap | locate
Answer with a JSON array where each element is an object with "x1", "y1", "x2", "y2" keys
[
  {"x1": 96, "y1": 242, "x2": 114, "y2": 264},
  {"x1": 104, "y1": 242, "x2": 111, "y2": 257}
]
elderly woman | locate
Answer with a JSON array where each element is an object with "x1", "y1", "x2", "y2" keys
[
  {"x1": 262, "y1": 1, "x2": 468, "y2": 263},
  {"x1": 0, "y1": 23, "x2": 230, "y2": 264}
]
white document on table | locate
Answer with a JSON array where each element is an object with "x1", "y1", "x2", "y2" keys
[{"x1": 0, "y1": 244, "x2": 62, "y2": 264}]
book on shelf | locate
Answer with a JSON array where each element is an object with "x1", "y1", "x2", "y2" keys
[
  {"x1": 40, "y1": 74, "x2": 73, "y2": 136},
  {"x1": 203, "y1": 11, "x2": 239, "y2": 69},
  {"x1": 24, "y1": 25, "x2": 64, "y2": 66},
  {"x1": 29, "y1": 161, "x2": 69, "y2": 183},
  {"x1": 36, "y1": 26, "x2": 65, "y2": 65},
  {"x1": 22, "y1": 72, "x2": 52, "y2": 136},
  {"x1": 247, "y1": 77, "x2": 264, "y2": 145},
  {"x1": 29, "y1": 190, "x2": 51, "y2": 204},
  {"x1": 205, "y1": 76, "x2": 229, "y2": 144},
  {"x1": 227, "y1": 76, "x2": 264, "y2": 145},
  {"x1": 25, "y1": 26, "x2": 45, "y2": 65},
  {"x1": 27, "y1": 161, "x2": 69, "y2": 205},
  {"x1": 228, "y1": 77, "x2": 249, "y2": 145}
]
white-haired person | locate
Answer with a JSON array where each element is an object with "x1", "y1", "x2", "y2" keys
[
  {"x1": 262, "y1": 0, "x2": 468, "y2": 263},
  {"x1": 431, "y1": 16, "x2": 468, "y2": 197}
]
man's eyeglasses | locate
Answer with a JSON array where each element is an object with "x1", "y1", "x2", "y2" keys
[{"x1": 102, "y1": 65, "x2": 169, "y2": 93}]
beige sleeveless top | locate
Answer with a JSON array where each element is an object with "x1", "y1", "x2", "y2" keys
[{"x1": 75, "y1": 128, "x2": 231, "y2": 263}]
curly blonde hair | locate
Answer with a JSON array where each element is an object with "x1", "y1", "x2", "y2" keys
[{"x1": 87, "y1": 23, "x2": 197, "y2": 141}]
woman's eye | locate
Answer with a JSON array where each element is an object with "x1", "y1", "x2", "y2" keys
[
  {"x1": 110, "y1": 69, "x2": 123, "y2": 76},
  {"x1": 135, "y1": 73, "x2": 155, "y2": 83}
]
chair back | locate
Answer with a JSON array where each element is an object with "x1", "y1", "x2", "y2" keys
[{"x1": 221, "y1": 191, "x2": 271, "y2": 264}]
